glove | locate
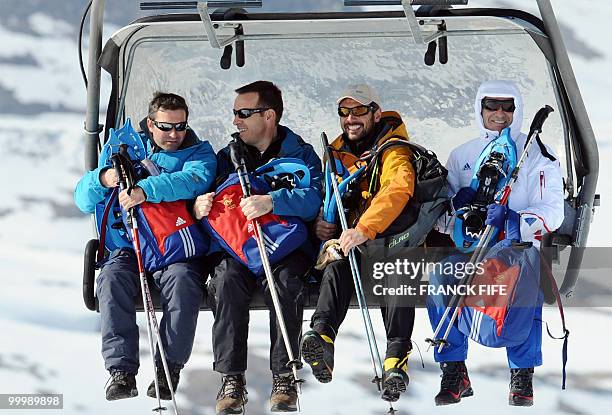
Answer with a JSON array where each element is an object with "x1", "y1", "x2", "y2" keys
[
  {"x1": 315, "y1": 239, "x2": 344, "y2": 271},
  {"x1": 485, "y1": 204, "x2": 521, "y2": 240},
  {"x1": 505, "y1": 209, "x2": 521, "y2": 242},
  {"x1": 485, "y1": 203, "x2": 507, "y2": 229},
  {"x1": 452, "y1": 187, "x2": 476, "y2": 211}
]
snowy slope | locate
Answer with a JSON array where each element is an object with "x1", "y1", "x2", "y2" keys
[{"x1": 0, "y1": 1, "x2": 611, "y2": 414}]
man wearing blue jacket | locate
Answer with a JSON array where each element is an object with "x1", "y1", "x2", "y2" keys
[
  {"x1": 74, "y1": 92, "x2": 217, "y2": 402},
  {"x1": 193, "y1": 81, "x2": 322, "y2": 414}
]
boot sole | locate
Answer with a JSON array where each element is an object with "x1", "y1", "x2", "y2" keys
[
  {"x1": 383, "y1": 372, "x2": 409, "y2": 394},
  {"x1": 382, "y1": 371, "x2": 409, "y2": 402},
  {"x1": 270, "y1": 402, "x2": 298, "y2": 412},
  {"x1": 435, "y1": 387, "x2": 474, "y2": 406},
  {"x1": 509, "y1": 394, "x2": 533, "y2": 407},
  {"x1": 106, "y1": 388, "x2": 138, "y2": 401},
  {"x1": 147, "y1": 390, "x2": 173, "y2": 401},
  {"x1": 217, "y1": 406, "x2": 245, "y2": 415},
  {"x1": 301, "y1": 336, "x2": 333, "y2": 383}
]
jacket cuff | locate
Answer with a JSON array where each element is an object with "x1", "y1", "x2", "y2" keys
[
  {"x1": 94, "y1": 167, "x2": 111, "y2": 194},
  {"x1": 356, "y1": 223, "x2": 376, "y2": 240}
]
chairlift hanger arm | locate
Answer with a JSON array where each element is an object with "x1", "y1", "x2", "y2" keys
[
  {"x1": 141, "y1": 1, "x2": 261, "y2": 48},
  {"x1": 345, "y1": 0, "x2": 467, "y2": 44}
]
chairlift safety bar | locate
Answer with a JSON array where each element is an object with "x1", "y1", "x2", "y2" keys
[{"x1": 140, "y1": 1, "x2": 262, "y2": 10}]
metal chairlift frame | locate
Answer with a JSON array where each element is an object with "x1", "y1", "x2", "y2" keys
[{"x1": 81, "y1": 0, "x2": 599, "y2": 311}]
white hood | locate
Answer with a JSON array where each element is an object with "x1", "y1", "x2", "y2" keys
[{"x1": 474, "y1": 80, "x2": 524, "y2": 141}]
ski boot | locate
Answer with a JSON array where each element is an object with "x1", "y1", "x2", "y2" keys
[
  {"x1": 300, "y1": 330, "x2": 334, "y2": 383},
  {"x1": 434, "y1": 361, "x2": 473, "y2": 406},
  {"x1": 509, "y1": 368, "x2": 534, "y2": 407}
]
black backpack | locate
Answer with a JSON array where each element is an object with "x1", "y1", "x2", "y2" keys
[{"x1": 363, "y1": 138, "x2": 450, "y2": 255}]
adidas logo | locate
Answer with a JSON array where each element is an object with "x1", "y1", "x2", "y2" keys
[
  {"x1": 175, "y1": 217, "x2": 186, "y2": 227},
  {"x1": 462, "y1": 163, "x2": 471, "y2": 171}
]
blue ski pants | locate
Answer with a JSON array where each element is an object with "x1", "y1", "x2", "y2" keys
[{"x1": 96, "y1": 248, "x2": 204, "y2": 374}]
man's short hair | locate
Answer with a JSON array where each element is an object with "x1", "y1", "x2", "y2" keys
[
  {"x1": 235, "y1": 81, "x2": 283, "y2": 124},
  {"x1": 148, "y1": 92, "x2": 189, "y2": 120}
]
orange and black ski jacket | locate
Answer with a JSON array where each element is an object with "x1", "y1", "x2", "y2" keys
[{"x1": 329, "y1": 111, "x2": 416, "y2": 240}]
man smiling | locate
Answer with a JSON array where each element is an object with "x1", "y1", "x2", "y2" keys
[
  {"x1": 432, "y1": 80, "x2": 564, "y2": 407},
  {"x1": 301, "y1": 84, "x2": 417, "y2": 403}
]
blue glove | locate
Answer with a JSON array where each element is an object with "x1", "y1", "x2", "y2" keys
[
  {"x1": 505, "y1": 209, "x2": 521, "y2": 242},
  {"x1": 485, "y1": 203, "x2": 507, "y2": 229},
  {"x1": 452, "y1": 187, "x2": 476, "y2": 211},
  {"x1": 486, "y1": 204, "x2": 521, "y2": 241}
]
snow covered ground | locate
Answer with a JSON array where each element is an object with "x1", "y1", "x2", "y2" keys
[{"x1": 0, "y1": 1, "x2": 611, "y2": 414}]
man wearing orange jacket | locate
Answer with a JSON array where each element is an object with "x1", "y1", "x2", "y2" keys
[{"x1": 300, "y1": 84, "x2": 416, "y2": 403}]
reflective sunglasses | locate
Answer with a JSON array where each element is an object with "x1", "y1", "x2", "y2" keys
[
  {"x1": 233, "y1": 108, "x2": 270, "y2": 119},
  {"x1": 337, "y1": 104, "x2": 375, "y2": 118},
  {"x1": 151, "y1": 119, "x2": 188, "y2": 132},
  {"x1": 482, "y1": 98, "x2": 516, "y2": 113}
]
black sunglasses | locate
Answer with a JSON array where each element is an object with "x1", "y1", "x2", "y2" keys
[
  {"x1": 151, "y1": 119, "x2": 188, "y2": 132},
  {"x1": 337, "y1": 104, "x2": 376, "y2": 118},
  {"x1": 482, "y1": 98, "x2": 516, "y2": 113},
  {"x1": 233, "y1": 108, "x2": 270, "y2": 119}
]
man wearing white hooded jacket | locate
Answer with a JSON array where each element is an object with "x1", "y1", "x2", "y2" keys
[{"x1": 432, "y1": 80, "x2": 564, "y2": 407}]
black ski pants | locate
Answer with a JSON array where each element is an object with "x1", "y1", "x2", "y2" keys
[
  {"x1": 207, "y1": 251, "x2": 309, "y2": 375},
  {"x1": 310, "y1": 258, "x2": 414, "y2": 359}
]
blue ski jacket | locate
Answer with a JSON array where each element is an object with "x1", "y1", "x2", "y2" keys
[{"x1": 74, "y1": 128, "x2": 217, "y2": 247}]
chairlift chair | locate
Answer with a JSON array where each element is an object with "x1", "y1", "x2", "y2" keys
[{"x1": 80, "y1": 0, "x2": 599, "y2": 312}]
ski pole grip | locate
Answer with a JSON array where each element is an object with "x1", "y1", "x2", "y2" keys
[
  {"x1": 111, "y1": 155, "x2": 128, "y2": 191},
  {"x1": 529, "y1": 105, "x2": 554, "y2": 135},
  {"x1": 229, "y1": 134, "x2": 247, "y2": 171},
  {"x1": 228, "y1": 134, "x2": 252, "y2": 197},
  {"x1": 320, "y1": 132, "x2": 338, "y2": 176}
]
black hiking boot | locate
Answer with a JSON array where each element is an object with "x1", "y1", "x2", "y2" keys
[
  {"x1": 270, "y1": 374, "x2": 298, "y2": 412},
  {"x1": 382, "y1": 355, "x2": 410, "y2": 402},
  {"x1": 509, "y1": 368, "x2": 534, "y2": 407},
  {"x1": 434, "y1": 361, "x2": 474, "y2": 406},
  {"x1": 300, "y1": 330, "x2": 334, "y2": 383},
  {"x1": 147, "y1": 366, "x2": 181, "y2": 400},
  {"x1": 105, "y1": 371, "x2": 138, "y2": 401},
  {"x1": 216, "y1": 374, "x2": 248, "y2": 415}
]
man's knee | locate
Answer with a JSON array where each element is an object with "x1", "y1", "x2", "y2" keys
[
  {"x1": 96, "y1": 262, "x2": 138, "y2": 298},
  {"x1": 321, "y1": 260, "x2": 352, "y2": 287},
  {"x1": 210, "y1": 258, "x2": 253, "y2": 303}
]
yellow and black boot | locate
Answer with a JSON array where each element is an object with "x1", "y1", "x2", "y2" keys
[
  {"x1": 382, "y1": 354, "x2": 410, "y2": 402},
  {"x1": 300, "y1": 330, "x2": 334, "y2": 383}
]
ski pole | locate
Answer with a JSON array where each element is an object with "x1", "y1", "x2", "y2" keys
[
  {"x1": 427, "y1": 105, "x2": 554, "y2": 353},
  {"x1": 228, "y1": 137, "x2": 304, "y2": 397},
  {"x1": 320, "y1": 133, "x2": 397, "y2": 414},
  {"x1": 111, "y1": 151, "x2": 180, "y2": 415}
]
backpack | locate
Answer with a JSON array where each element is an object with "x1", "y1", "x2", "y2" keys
[
  {"x1": 201, "y1": 171, "x2": 308, "y2": 277},
  {"x1": 362, "y1": 139, "x2": 450, "y2": 255},
  {"x1": 456, "y1": 242, "x2": 542, "y2": 347}
]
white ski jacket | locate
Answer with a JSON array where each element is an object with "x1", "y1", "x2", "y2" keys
[{"x1": 437, "y1": 80, "x2": 565, "y2": 247}]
